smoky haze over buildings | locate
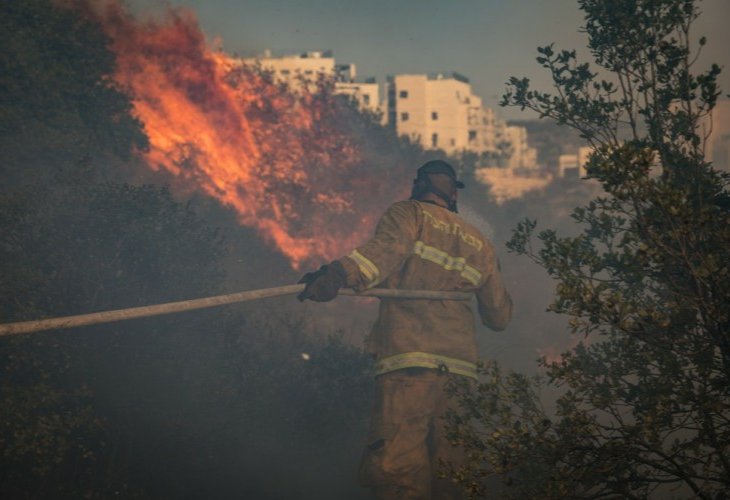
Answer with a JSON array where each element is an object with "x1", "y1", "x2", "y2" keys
[
  {"x1": 130, "y1": 0, "x2": 730, "y2": 184},
  {"x1": 130, "y1": 0, "x2": 730, "y2": 119},
  {"x1": 3, "y1": 1, "x2": 730, "y2": 498}
]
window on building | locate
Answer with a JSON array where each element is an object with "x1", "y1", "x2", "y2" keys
[
  {"x1": 304, "y1": 70, "x2": 313, "y2": 75},
  {"x1": 469, "y1": 130, "x2": 477, "y2": 142},
  {"x1": 280, "y1": 69, "x2": 291, "y2": 75},
  {"x1": 431, "y1": 111, "x2": 439, "y2": 120},
  {"x1": 431, "y1": 133, "x2": 438, "y2": 147},
  {"x1": 401, "y1": 112, "x2": 410, "y2": 121},
  {"x1": 399, "y1": 90, "x2": 409, "y2": 98},
  {"x1": 363, "y1": 95, "x2": 371, "y2": 105},
  {"x1": 450, "y1": 138, "x2": 456, "y2": 146}
]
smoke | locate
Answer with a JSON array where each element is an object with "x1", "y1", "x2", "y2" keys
[
  {"x1": 2, "y1": 2, "x2": 608, "y2": 499},
  {"x1": 59, "y1": 0, "x2": 600, "y2": 387}
]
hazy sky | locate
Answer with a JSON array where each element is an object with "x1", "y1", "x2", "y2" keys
[{"x1": 131, "y1": 0, "x2": 730, "y2": 120}]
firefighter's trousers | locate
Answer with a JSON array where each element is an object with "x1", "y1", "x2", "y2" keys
[{"x1": 359, "y1": 368, "x2": 468, "y2": 500}]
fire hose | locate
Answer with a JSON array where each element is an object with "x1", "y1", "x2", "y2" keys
[{"x1": 0, "y1": 284, "x2": 472, "y2": 337}]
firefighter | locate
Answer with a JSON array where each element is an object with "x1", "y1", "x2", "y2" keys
[{"x1": 298, "y1": 160, "x2": 513, "y2": 499}]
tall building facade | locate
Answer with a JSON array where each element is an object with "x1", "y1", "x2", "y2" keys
[
  {"x1": 242, "y1": 50, "x2": 381, "y2": 114},
  {"x1": 334, "y1": 79, "x2": 380, "y2": 114},
  {"x1": 387, "y1": 73, "x2": 492, "y2": 154},
  {"x1": 558, "y1": 146, "x2": 592, "y2": 177},
  {"x1": 386, "y1": 73, "x2": 536, "y2": 170},
  {"x1": 240, "y1": 52, "x2": 539, "y2": 172},
  {"x1": 246, "y1": 50, "x2": 337, "y2": 88},
  {"x1": 503, "y1": 125, "x2": 538, "y2": 171}
]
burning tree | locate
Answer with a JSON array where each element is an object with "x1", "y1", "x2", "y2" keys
[
  {"x1": 446, "y1": 0, "x2": 730, "y2": 498},
  {"x1": 86, "y1": 0, "x2": 420, "y2": 270},
  {"x1": 0, "y1": 1, "x2": 427, "y2": 497}
]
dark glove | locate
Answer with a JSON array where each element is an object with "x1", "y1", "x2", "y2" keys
[{"x1": 297, "y1": 261, "x2": 347, "y2": 302}]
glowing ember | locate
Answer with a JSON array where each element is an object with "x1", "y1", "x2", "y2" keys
[{"x1": 85, "y1": 1, "x2": 401, "y2": 269}]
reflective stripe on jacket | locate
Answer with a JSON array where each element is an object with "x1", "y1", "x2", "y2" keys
[
  {"x1": 374, "y1": 352, "x2": 478, "y2": 379},
  {"x1": 339, "y1": 200, "x2": 512, "y2": 378}
]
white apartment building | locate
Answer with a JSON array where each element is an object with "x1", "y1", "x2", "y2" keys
[
  {"x1": 333, "y1": 79, "x2": 380, "y2": 114},
  {"x1": 477, "y1": 107, "x2": 500, "y2": 154},
  {"x1": 241, "y1": 50, "x2": 381, "y2": 114},
  {"x1": 240, "y1": 55, "x2": 538, "y2": 169},
  {"x1": 559, "y1": 146, "x2": 592, "y2": 177},
  {"x1": 247, "y1": 50, "x2": 336, "y2": 87},
  {"x1": 504, "y1": 125, "x2": 538, "y2": 171},
  {"x1": 387, "y1": 73, "x2": 497, "y2": 155}
]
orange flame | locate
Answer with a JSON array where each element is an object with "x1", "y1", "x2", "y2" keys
[{"x1": 87, "y1": 1, "x2": 401, "y2": 269}]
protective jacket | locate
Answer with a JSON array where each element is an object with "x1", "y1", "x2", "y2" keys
[{"x1": 339, "y1": 200, "x2": 512, "y2": 379}]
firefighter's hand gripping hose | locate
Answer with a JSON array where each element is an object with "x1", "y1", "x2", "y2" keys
[
  {"x1": 0, "y1": 284, "x2": 472, "y2": 337},
  {"x1": 296, "y1": 261, "x2": 347, "y2": 302}
]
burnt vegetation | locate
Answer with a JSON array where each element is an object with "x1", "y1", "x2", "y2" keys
[
  {"x1": 1, "y1": 1, "x2": 376, "y2": 498},
  {"x1": 3, "y1": 0, "x2": 727, "y2": 499},
  {"x1": 1, "y1": 1, "x2": 482, "y2": 498}
]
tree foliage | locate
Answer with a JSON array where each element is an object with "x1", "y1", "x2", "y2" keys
[
  {"x1": 447, "y1": 1, "x2": 730, "y2": 498},
  {"x1": 0, "y1": 0, "x2": 147, "y2": 184},
  {"x1": 0, "y1": 1, "x2": 224, "y2": 496},
  {"x1": 0, "y1": 2, "x2": 381, "y2": 497}
]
